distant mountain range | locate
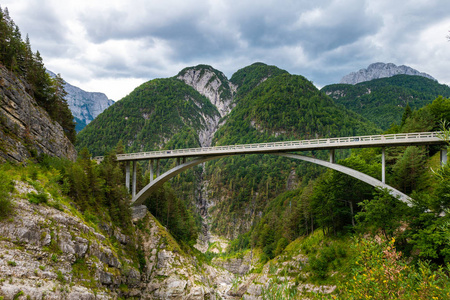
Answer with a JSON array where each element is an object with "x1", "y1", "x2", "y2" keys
[
  {"x1": 47, "y1": 70, "x2": 114, "y2": 132},
  {"x1": 340, "y1": 62, "x2": 436, "y2": 85}
]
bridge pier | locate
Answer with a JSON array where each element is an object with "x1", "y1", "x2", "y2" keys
[
  {"x1": 441, "y1": 148, "x2": 448, "y2": 166},
  {"x1": 329, "y1": 149, "x2": 335, "y2": 163},
  {"x1": 382, "y1": 147, "x2": 386, "y2": 184},
  {"x1": 149, "y1": 160, "x2": 154, "y2": 182},
  {"x1": 157, "y1": 159, "x2": 160, "y2": 177},
  {"x1": 125, "y1": 161, "x2": 130, "y2": 192},
  {"x1": 132, "y1": 161, "x2": 137, "y2": 198}
]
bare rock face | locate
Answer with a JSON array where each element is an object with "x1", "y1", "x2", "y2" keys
[
  {"x1": 177, "y1": 65, "x2": 236, "y2": 147},
  {"x1": 0, "y1": 66, "x2": 77, "y2": 163},
  {"x1": 47, "y1": 70, "x2": 114, "y2": 132},
  {"x1": 340, "y1": 62, "x2": 436, "y2": 85},
  {"x1": 177, "y1": 65, "x2": 236, "y2": 118}
]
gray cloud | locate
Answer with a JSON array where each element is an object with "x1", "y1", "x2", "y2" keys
[{"x1": 2, "y1": 0, "x2": 450, "y2": 100}]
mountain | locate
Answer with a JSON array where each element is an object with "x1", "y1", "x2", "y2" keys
[
  {"x1": 177, "y1": 64, "x2": 236, "y2": 119},
  {"x1": 78, "y1": 62, "x2": 380, "y2": 240},
  {"x1": 207, "y1": 65, "x2": 380, "y2": 238},
  {"x1": 76, "y1": 76, "x2": 221, "y2": 156},
  {"x1": 322, "y1": 74, "x2": 450, "y2": 129},
  {"x1": 47, "y1": 70, "x2": 114, "y2": 132},
  {"x1": 340, "y1": 62, "x2": 436, "y2": 85},
  {"x1": 0, "y1": 66, "x2": 77, "y2": 163}
]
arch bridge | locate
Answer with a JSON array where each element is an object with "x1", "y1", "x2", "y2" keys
[{"x1": 93, "y1": 131, "x2": 447, "y2": 207}]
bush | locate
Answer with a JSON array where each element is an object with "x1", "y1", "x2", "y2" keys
[
  {"x1": 27, "y1": 191, "x2": 48, "y2": 205},
  {"x1": 337, "y1": 237, "x2": 450, "y2": 299},
  {"x1": 0, "y1": 168, "x2": 14, "y2": 220}
]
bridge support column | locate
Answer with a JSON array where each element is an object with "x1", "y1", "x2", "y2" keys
[
  {"x1": 182, "y1": 157, "x2": 186, "y2": 164},
  {"x1": 177, "y1": 157, "x2": 180, "y2": 166},
  {"x1": 149, "y1": 160, "x2": 154, "y2": 182},
  {"x1": 382, "y1": 147, "x2": 386, "y2": 184},
  {"x1": 125, "y1": 161, "x2": 130, "y2": 193},
  {"x1": 441, "y1": 148, "x2": 448, "y2": 166},
  {"x1": 157, "y1": 159, "x2": 160, "y2": 177},
  {"x1": 132, "y1": 161, "x2": 137, "y2": 198},
  {"x1": 329, "y1": 149, "x2": 335, "y2": 163}
]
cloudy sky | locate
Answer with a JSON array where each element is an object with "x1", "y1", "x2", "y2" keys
[{"x1": 3, "y1": 0, "x2": 450, "y2": 100}]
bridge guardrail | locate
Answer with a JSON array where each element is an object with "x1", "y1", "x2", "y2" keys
[{"x1": 92, "y1": 131, "x2": 444, "y2": 162}]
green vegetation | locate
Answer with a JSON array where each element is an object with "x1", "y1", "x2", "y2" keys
[
  {"x1": 208, "y1": 69, "x2": 380, "y2": 237},
  {"x1": 76, "y1": 77, "x2": 220, "y2": 156},
  {"x1": 144, "y1": 183, "x2": 198, "y2": 245},
  {"x1": 337, "y1": 237, "x2": 450, "y2": 299},
  {"x1": 322, "y1": 74, "x2": 450, "y2": 130},
  {"x1": 0, "y1": 166, "x2": 14, "y2": 220},
  {"x1": 0, "y1": 7, "x2": 76, "y2": 143}
]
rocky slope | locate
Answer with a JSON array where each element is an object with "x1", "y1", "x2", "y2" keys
[
  {"x1": 47, "y1": 70, "x2": 114, "y2": 132},
  {"x1": 0, "y1": 178, "x2": 237, "y2": 299},
  {"x1": 0, "y1": 66, "x2": 77, "y2": 163},
  {"x1": 0, "y1": 177, "x2": 336, "y2": 299},
  {"x1": 340, "y1": 62, "x2": 436, "y2": 85}
]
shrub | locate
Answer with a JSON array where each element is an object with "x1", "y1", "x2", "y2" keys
[
  {"x1": 0, "y1": 169, "x2": 14, "y2": 220},
  {"x1": 7, "y1": 261, "x2": 17, "y2": 266},
  {"x1": 27, "y1": 191, "x2": 48, "y2": 205},
  {"x1": 337, "y1": 237, "x2": 450, "y2": 299}
]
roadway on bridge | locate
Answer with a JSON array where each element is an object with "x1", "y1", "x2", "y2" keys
[{"x1": 94, "y1": 131, "x2": 445, "y2": 162}]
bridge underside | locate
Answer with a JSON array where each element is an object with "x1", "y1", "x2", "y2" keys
[{"x1": 129, "y1": 151, "x2": 421, "y2": 207}]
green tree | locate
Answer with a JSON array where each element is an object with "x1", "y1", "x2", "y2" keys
[{"x1": 356, "y1": 188, "x2": 409, "y2": 239}]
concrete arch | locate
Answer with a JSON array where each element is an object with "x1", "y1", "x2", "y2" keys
[
  {"x1": 131, "y1": 152, "x2": 412, "y2": 206},
  {"x1": 132, "y1": 155, "x2": 230, "y2": 206},
  {"x1": 274, "y1": 153, "x2": 412, "y2": 204}
]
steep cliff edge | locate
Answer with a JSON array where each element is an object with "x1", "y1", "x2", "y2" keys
[{"x1": 0, "y1": 66, "x2": 77, "y2": 163}]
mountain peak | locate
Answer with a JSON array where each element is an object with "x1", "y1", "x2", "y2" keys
[
  {"x1": 340, "y1": 62, "x2": 436, "y2": 85},
  {"x1": 47, "y1": 70, "x2": 114, "y2": 132},
  {"x1": 177, "y1": 64, "x2": 236, "y2": 118}
]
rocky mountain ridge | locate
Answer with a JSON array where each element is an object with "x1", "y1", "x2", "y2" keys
[
  {"x1": 0, "y1": 66, "x2": 77, "y2": 163},
  {"x1": 47, "y1": 70, "x2": 114, "y2": 132},
  {"x1": 340, "y1": 62, "x2": 436, "y2": 85}
]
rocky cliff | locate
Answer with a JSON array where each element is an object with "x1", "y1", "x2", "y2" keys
[
  {"x1": 0, "y1": 178, "x2": 236, "y2": 299},
  {"x1": 47, "y1": 70, "x2": 114, "y2": 132},
  {"x1": 0, "y1": 66, "x2": 77, "y2": 163},
  {"x1": 340, "y1": 62, "x2": 436, "y2": 85},
  {"x1": 177, "y1": 65, "x2": 236, "y2": 148}
]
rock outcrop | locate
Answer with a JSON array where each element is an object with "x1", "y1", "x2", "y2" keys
[
  {"x1": 177, "y1": 65, "x2": 236, "y2": 147},
  {"x1": 47, "y1": 70, "x2": 114, "y2": 132},
  {"x1": 0, "y1": 180, "x2": 236, "y2": 300},
  {"x1": 340, "y1": 62, "x2": 436, "y2": 85},
  {"x1": 0, "y1": 66, "x2": 77, "y2": 163}
]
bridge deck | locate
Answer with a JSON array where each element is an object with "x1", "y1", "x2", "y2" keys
[{"x1": 93, "y1": 131, "x2": 445, "y2": 162}]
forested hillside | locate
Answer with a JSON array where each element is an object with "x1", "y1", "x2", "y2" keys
[
  {"x1": 75, "y1": 61, "x2": 450, "y2": 298},
  {"x1": 322, "y1": 74, "x2": 450, "y2": 130},
  {"x1": 208, "y1": 67, "x2": 380, "y2": 238},
  {"x1": 76, "y1": 78, "x2": 220, "y2": 156}
]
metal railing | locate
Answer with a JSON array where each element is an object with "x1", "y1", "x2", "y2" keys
[{"x1": 93, "y1": 131, "x2": 444, "y2": 162}]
